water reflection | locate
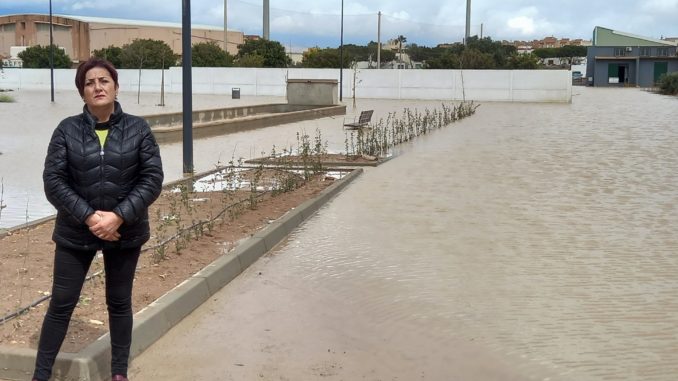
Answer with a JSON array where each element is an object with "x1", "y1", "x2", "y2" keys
[
  {"x1": 0, "y1": 90, "x2": 444, "y2": 228},
  {"x1": 263, "y1": 88, "x2": 678, "y2": 380}
]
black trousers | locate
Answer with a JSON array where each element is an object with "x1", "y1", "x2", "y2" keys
[{"x1": 33, "y1": 245, "x2": 140, "y2": 381}]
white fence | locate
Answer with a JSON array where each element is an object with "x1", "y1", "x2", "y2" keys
[{"x1": 0, "y1": 67, "x2": 572, "y2": 103}]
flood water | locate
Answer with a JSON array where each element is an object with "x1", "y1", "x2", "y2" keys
[
  {"x1": 264, "y1": 88, "x2": 678, "y2": 380},
  {"x1": 3, "y1": 87, "x2": 678, "y2": 379}
]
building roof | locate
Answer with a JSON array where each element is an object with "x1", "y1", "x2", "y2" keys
[
  {"x1": 0, "y1": 13, "x2": 233, "y2": 32},
  {"x1": 593, "y1": 26, "x2": 677, "y2": 47}
]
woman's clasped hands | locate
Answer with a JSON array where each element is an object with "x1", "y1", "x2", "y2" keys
[{"x1": 86, "y1": 211, "x2": 123, "y2": 241}]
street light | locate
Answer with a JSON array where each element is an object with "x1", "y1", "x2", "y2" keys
[
  {"x1": 182, "y1": 0, "x2": 194, "y2": 175},
  {"x1": 339, "y1": 0, "x2": 343, "y2": 101},
  {"x1": 49, "y1": 0, "x2": 54, "y2": 102}
]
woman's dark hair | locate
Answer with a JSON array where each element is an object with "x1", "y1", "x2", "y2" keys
[{"x1": 74, "y1": 57, "x2": 119, "y2": 97}]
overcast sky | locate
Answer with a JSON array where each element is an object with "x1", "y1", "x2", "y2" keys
[{"x1": 1, "y1": 0, "x2": 676, "y2": 49}]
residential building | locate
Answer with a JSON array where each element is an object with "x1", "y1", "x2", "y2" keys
[
  {"x1": 504, "y1": 37, "x2": 592, "y2": 51},
  {"x1": 586, "y1": 26, "x2": 678, "y2": 87},
  {"x1": 0, "y1": 13, "x2": 244, "y2": 65}
]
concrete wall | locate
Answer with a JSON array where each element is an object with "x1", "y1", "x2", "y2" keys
[
  {"x1": 0, "y1": 67, "x2": 573, "y2": 103},
  {"x1": 287, "y1": 79, "x2": 338, "y2": 105}
]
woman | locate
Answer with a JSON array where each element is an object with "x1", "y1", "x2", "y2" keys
[{"x1": 33, "y1": 58, "x2": 163, "y2": 381}]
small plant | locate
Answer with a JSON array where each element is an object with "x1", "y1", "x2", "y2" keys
[
  {"x1": 657, "y1": 72, "x2": 678, "y2": 95},
  {"x1": 344, "y1": 101, "x2": 479, "y2": 159},
  {"x1": 0, "y1": 177, "x2": 5, "y2": 225},
  {"x1": 0, "y1": 94, "x2": 15, "y2": 103}
]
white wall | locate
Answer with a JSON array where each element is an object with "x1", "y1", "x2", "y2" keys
[{"x1": 0, "y1": 67, "x2": 572, "y2": 103}]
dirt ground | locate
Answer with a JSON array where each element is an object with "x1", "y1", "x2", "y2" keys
[{"x1": 0, "y1": 163, "x2": 359, "y2": 353}]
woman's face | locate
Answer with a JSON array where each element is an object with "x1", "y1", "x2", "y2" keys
[{"x1": 83, "y1": 66, "x2": 118, "y2": 109}]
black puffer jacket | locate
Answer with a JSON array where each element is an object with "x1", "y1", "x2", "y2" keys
[{"x1": 43, "y1": 101, "x2": 163, "y2": 250}]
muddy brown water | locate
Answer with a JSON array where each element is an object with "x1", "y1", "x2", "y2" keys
[
  {"x1": 2, "y1": 88, "x2": 678, "y2": 380},
  {"x1": 129, "y1": 88, "x2": 678, "y2": 380}
]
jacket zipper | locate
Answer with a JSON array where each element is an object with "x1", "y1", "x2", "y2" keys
[{"x1": 98, "y1": 128, "x2": 105, "y2": 212}]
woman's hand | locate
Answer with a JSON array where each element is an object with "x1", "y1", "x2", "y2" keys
[{"x1": 88, "y1": 211, "x2": 123, "y2": 241}]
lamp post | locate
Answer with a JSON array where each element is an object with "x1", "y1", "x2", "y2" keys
[
  {"x1": 49, "y1": 0, "x2": 54, "y2": 102},
  {"x1": 339, "y1": 0, "x2": 343, "y2": 101},
  {"x1": 182, "y1": 0, "x2": 194, "y2": 175}
]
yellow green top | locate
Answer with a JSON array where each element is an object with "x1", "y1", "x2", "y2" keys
[
  {"x1": 94, "y1": 121, "x2": 110, "y2": 147},
  {"x1": 95, "y1": 129, "x2": 109, "y2": 147}
]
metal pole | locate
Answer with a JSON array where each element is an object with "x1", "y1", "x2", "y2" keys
[
  {"x1": 339, "y1": 0, "x2": 343, "y2": 101},
  {"x1": 224, "y1": 0, "x2": 228, "y2": 53},
  {"x1": 377, "y1": 11, "x2": 381, "y2": 69},
  {"x1": 465, "y1": 0, "x2": 471, "y2": 45},
  {"x1": 263, "y1": 0, "x2": 269, "y2": 40},
  {"x1": 182, "y1": 0, "x2": 194, "y2": 174},
  {"x1": 49, "y1": 0, "x2": 54, "y2": 102}
]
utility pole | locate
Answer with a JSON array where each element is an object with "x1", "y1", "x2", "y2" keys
[
  {"x1": 480, "y1": 23, "x2": 483, "y2": 39},
  {"x1": 224, "y1": 0, "x2": 228, "y2": 53},
  {"x1": 263, "y1": 0, "x2": 270, "y2": 40},
  {"x1": 465, "y1": 0, "x2": 471, "y2": 45},
  {"x1": 377, "y1": 11, "x2": 381, "y2": 69}
]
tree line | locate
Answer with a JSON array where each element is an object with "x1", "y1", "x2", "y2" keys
[{"x1": 16, "y1": 36, "x2": 588, "y2": 70}]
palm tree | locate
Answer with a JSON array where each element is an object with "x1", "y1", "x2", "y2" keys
[{"x1": 396, "y1": 35, "x2": 407, "y2": 64}]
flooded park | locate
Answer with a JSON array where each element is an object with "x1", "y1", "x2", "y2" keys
[{"x1": 1, "y1": 86, "x2": 677, "y2": 380}]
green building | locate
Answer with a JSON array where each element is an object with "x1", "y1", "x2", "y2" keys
[{"x1": 586, "y1": 26, "x2": 678, "y2": 87}]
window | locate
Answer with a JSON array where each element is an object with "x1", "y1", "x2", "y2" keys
[
  {"x1": 657, "y1": 48, "x2": 669, "y2": 57},
  {"x1": 640, "y1": 47, "x2": 651, "y2": 56},
  {"x1": 614, "y1": 48, "x2": 626, "y2": 56}
]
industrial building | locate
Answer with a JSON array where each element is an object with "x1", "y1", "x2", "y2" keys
[
  {"x1": 0, "y1": 13, "x2": 243, "y2": 66},
  {"x1": 586, "y1": 26, "x2": 678, "y2": 87}
]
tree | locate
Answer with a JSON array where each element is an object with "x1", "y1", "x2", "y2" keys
[
  {"x1": 460, "y1": 48, "x2": 496, "y2": 69},
  {"x1": 366, "y1": 41, "x2": 395, "y2": 66},
  {"x1": 301, "y1": 47, "x2": 353, "y2": 68},
  {"x1": 558, "y1": 45, "x2": 587, "y2": 66},
  {"x1": 235, "y1": 53, "x2": 265, "y2": 67},
  {"x1": 119, "y1": 39, "x2": 178, "y2": 69},
  {"x1": 424, "y1": 51, "x2": 461, "y2": 69},
  {"x1": 92, "y1": 45, "x2": 123, "y2": 68},
  {"x1": 532, "y1": 47, "x2": 559, "y2": 59},
  {"x1": 396, "y1": 35, "x2": 407, "y2": 62},
  {"x1": 505, "y1": 53, "x2": 541, "y2": 69},
  {"x1": 192, "y1": 41, "x2": 233, "y2": 67},
  {"x1": 464, "y1": 36, "x2": 516, "y2": 68},
  {"x1": 657, "y1": 72, "x2": 678, "y2": 95},
  {"x1": 423, "y1": 48, "x2": 495, "y2": 69},
  {"x1": 18, "y1": 45, "x2": 71, "y2": 68},
  {"x1": 534, "y1": 45, "x2": 586, "y2": 60},
  {"x1": 340, "y1": 44, "x2": 369, "y2": 61},
  {"x1": 236, "y1": 39, "x2": 291, "y2": 68},
  {"x1": 407, "y1": 43, "x2": 444, "y2": 63}
]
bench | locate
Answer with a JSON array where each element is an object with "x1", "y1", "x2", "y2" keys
[{"x1": 343, "y1": 110, "x2": 374, "y2": 130}]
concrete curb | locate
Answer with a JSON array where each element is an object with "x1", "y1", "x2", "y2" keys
[
  {"x1": 245, "y1": 155, "x2": 394, "y2": 168},
  {"x1": 0, "y1": 168, "x2": 362, "y2": 381},
  {"x1": 152, "y1": 105, "x2": 346, "y2": 144},
  {"x1": 0, "y1": 164, "x2": 269, "y2": 240}
]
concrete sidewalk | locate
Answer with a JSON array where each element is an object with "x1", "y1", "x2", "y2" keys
[{"x1": 0, "y1": 168, "x2": 363, "y2": 381}]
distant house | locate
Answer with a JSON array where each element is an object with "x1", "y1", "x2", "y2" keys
[{"x1": 586, "y1": 26, "x2": 678, "y2": 87}]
